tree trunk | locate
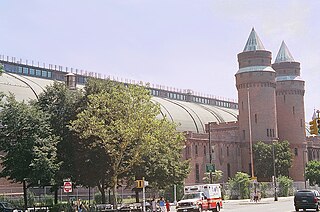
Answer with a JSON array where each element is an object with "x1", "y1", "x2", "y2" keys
[
  {"x1": 98, "y1": 182, "x2": 106, "y2": 204},
  {"x1": 112, "y1": 176, "x2": 118, "y2": 209},
  {"x1": 54, "y1": 188, "x2": 58, "y2": 204},
  {"x1": 23, "y1": 179, "x2": 28, "y2": 210}
]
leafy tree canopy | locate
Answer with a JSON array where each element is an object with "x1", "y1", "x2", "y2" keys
[
  {"x1": 202, "y1": 170, "x2": 223, "y2": 184},
  {"x1": 253, "y1": 140, "x2": 293, "y2": 181},
  {"x1": 306, "y1": 160, "x2": 320, "y2": 186},
  {"x1": 0, "y1": 63, "x2": 4, "y2": 75},
  {"x1": 35, "y1": 82, "x2": 84, "y2": 184},
  {"x1": 70, "y1": 78, "x2": 189, "y2": 204},
  {"x1": 0, "y1": 94, "x2": 59, "y2": 186}
]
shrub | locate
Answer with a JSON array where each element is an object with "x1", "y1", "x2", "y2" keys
[
  {"x1": 277, "y1": 175, "x2": 293, "y2": 197},
  {"x1": 228, "y1": 172, "x2": 250, "y2": 199}
]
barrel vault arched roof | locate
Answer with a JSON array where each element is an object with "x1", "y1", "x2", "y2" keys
[{"x1": 0, "y1": 72, "x2": 238, "y2": 133}]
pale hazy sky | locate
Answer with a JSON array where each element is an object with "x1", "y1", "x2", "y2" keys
[{"x1": 0, "y1": 0, "x2": 319, "y2": 120}]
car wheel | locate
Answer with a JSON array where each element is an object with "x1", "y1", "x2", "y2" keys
[
  {"x1": 316, "y1": 204, "x2": 319, "y2": 211},
  {"x1": 295, "y1": 207, "x2": 299, "y2": 212}
]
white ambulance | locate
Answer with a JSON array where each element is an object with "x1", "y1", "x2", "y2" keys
[{"x1": 176, "y1": 184, "x2": 222, "y2": 212}]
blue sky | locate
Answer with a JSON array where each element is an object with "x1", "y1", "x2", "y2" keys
[{"x1": 0, "y1": 0, "x2": 319, "y2": 120}]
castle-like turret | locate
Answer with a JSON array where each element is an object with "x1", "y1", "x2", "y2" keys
[
  {"x1": 272, "y1": 41, "x2": 306, "y2": 181},
  {"x1": 235, "y1": 28, "x2": 278, "y2": 175}
]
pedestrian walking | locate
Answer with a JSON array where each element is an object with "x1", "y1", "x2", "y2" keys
[
  {"x1": 151, "y1": 198, "x2": 157, "y2": 212},
  {"x1": 159, "y1": 197, "x2": 166, "y2": 212},
  {"x1": 165, "y1": 200, "x2": 170, "y2": 212}
]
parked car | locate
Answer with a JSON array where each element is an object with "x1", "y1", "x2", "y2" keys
[
  {"x1": 294, "y1": 189, "x2": 320, "y2": 211},
  {"x1": 0, "y1": 202, "x2": 15, "y2": 212}
]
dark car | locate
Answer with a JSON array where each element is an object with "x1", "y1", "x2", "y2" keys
[
  {"x1": 0, "y1": 202, "x2": 15, "y2": 212},
  {"x1": 294, "y1": 189, "x2": 320, "y2": 211}
]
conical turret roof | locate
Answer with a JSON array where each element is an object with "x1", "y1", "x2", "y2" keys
[
  {"x1": 275, "y1": 41, "x2": 295, "y2": 63},
  {"x1": 243, "y1": 28, "x2": 265, "y2": 52},
  {"x1": 312, "y1": 110, "x2": 318, "y2": 120}
]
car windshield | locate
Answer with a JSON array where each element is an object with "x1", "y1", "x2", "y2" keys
[{"x1": 182, "y1": 193, "x2": 201, "y2": 199}]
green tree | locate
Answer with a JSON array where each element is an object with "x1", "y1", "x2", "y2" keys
[
  {"x1": 0, "y1": 64, "x2": 4, "y2": 76},
  {"x1": 0, "y1": 94, "x2": 59, "y2": 209},
  {"x1": 130, "y1": 118, "x2": 190, "y2": 190},
  {"x1": 70, "y1": 79, "x2": 188, "y2": 206},
  {"x1": 35, "y1": 82, "x2": 84, "y2": 202},
  {"x1": 228, "y1": 172, "x2": 250, "y2": 199},
  {"x1": 306, "y1": 160, "x2": 320, "y2": 186},
  {"x1": 202, "y1": 170, "x2": 223, "y2": 183},
  {"x1": 253, "y1": 140, "x2": 293, "y2": 180}
]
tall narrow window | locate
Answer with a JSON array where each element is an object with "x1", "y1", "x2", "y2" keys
[
  {"x1": 195, "y1": 164, "x2": 200, "y2": 183},
  {"x1": 267, "y1": 129, "x2": 269, "y2": 137},
  {"x1": 255, "y1": 114, "x2": 257, "y2": 124},
  {"x1": 204, "y1": 146, "x2": 206, "y2": 156},
  {"x1": 195, "y1": 145, "x2": 198, "y2": 156},
  {"x1": 227, "y1": 147, "x2": 229, "y2": 157},
  {"x1": 241, "y1": 101, "x2": 244, "y2": 110},
  {"x1": 293, "y1": 106, "x2": 295, "y2": 114},
  {"x1": 294, "y1": 148, "x2": 298, "y2": 156},
  {"x1": 227, "y1": 163, "x2": 231, "y2": 178}
]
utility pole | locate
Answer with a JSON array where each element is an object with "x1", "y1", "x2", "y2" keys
[
  {"x1": 272, "y1": 141, "x2": 278, "y2": 201},
  {"x1": 208, "y1": 122, "x2": 213, "y2": 184}
]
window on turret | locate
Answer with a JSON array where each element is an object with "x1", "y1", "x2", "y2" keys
[
  {"x1": 242, "y1": 130, "x2": 245, "y2": 140},
  {"x1": 267, "y1": 129, "x2": 269, "y2": 137},
  {"x1": 293, "y1": 106, "x2": 295, "y2": 114},
  {"x1": 204, "y1": 146, "x2": 206, "y2": 156},
  {"x1": 294, "y1": 148, "x2": 298, "y2": 156},
  {"x1": 255, "y1": 114, "x2": 257, "y2": 124},
  {"x1": 227, "y1": 147, "x2": 229, "y2": 157}
]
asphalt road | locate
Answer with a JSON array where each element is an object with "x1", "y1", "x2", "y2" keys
[{"x1": 222, "y1": 196, "x2": 298, "y2": 212}]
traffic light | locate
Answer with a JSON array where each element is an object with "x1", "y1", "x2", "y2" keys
[
  {"x1": 136, "y1": 180, "x2": 144, "y2": 188},
  {"x1": 317, "y1": 118, "x2": 320, "y2": 134},
  {"x1": 309, "y1": 119, "x2": 318, "y2": 135}
]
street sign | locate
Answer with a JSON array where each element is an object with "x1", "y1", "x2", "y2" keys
[
  {"x1": 206, "y1": 164, "x2": 215, "y2": 172},
  {"x1": 63, "y1": 181, "x2": 73, "y2": 193}
]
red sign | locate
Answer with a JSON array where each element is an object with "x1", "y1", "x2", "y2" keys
[{"x1": 63, "y1": 181, "x2": 72, "y2": 193}]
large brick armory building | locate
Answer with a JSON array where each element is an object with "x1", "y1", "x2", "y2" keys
[{"x1": 1, "y1": 28, "x2": 320, "y2": 189}]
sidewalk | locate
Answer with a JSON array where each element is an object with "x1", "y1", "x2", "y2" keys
[{"x1": 223, "y1": 196, "x2": 293, "y2": 205}]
